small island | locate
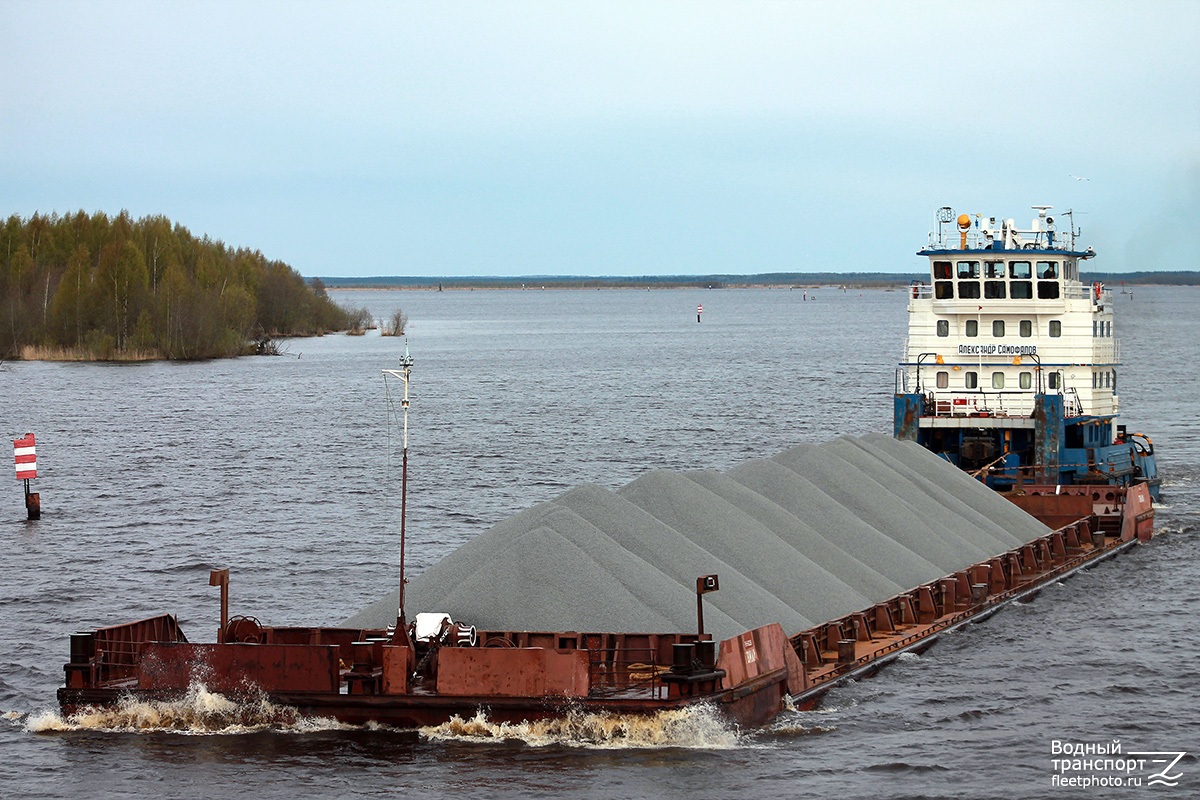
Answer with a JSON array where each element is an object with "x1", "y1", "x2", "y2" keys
[{"x1": 1, "y1": 211, "x2": 355, "y2": 361}]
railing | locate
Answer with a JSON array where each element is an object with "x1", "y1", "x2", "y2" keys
[
  {"x1": 910, "y1": 281, "x2": 1110, "y2": 306},
  {"x1": 924, "y1": 391, "x2": 1033, "y2": 418}
]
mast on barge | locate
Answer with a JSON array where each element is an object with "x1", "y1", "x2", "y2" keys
[{"x1": 384, "y1": 342, "x2": 415, "y2": 646}]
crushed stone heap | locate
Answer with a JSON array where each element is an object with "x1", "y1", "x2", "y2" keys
[{"x1": 343, "y1": 433, "x2": 1050, "y2": 641}]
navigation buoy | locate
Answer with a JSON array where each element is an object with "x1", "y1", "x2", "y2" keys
[
  {"x1": 697, "y1": 304, "x2": 703, "y2": 323},
  {"x1": 13, "y1": 433, "x2": 39, "y2": 520}
]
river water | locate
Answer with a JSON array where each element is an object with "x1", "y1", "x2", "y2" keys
[{"x1": 1, "y1": 285, "x2": 1196, "y2": 799}]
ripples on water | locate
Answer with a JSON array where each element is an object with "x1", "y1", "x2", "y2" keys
[{"x1": 1, "y1": 286, "x2": 1196, "y2": 799}]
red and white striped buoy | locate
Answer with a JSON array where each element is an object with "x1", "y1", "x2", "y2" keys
[
  {"x1": 13, "y1": 434, "x2": 36, "y2": 480},
  {"x1": 14, "y1": 433, "x2": 39, "y2": 519}
]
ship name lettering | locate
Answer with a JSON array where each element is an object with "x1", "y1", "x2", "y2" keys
[{"x1": 956, "y1": 344, "x2": 1038, "y2": 356}]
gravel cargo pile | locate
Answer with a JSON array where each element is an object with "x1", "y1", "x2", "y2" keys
[{"x1": 344, "y1": 435, "x2": 1051, "y2": 640}]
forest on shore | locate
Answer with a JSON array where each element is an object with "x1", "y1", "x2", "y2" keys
[{"x1": 1, "y1": 211, "x2": 349, "y2": 360}]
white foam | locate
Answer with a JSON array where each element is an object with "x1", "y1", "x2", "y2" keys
[
  {"x1": 419, "y1": 704, "x2": 741, "y2": 749},
  {"x1": 26, "y1": 682, "x2": 351, "y2": 735}
]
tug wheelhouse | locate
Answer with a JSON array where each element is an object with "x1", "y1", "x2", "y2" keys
[{"x1": 894, "y1": 206, "x2": 1159, "y2": 499}]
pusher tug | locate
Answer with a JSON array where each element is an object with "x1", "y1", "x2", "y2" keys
[{"x1": 56, "y1": 208, "x2": 1157, "y2": 732}]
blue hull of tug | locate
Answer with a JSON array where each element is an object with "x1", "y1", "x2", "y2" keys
[{"x1": 894, "y1": 392, "x2": 1160, "y2": 501}]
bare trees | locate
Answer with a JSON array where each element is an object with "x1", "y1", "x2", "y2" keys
[{"x1": 380, "y1": 308, "x2": 408, "y2": 337}]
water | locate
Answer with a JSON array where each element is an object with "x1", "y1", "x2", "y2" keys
[{"x1": 1, "y1": 285, "x2": 1196, "y2": 799}]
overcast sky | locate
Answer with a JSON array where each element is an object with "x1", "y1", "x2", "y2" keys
[{"x1": 4, "y1": 1, "x2": 1198, "y2": 277}]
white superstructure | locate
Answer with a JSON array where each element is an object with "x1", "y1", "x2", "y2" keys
[{"x1": 898, "y1": 207, "x2": 1117, "y2": 421}]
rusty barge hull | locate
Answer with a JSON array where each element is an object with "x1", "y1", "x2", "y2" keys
[{"x1": 57, "y1": 483, "x2": 1152, "y2": 730}]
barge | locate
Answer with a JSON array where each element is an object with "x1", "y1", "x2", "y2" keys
[{"x1": 56, "y1": 207, "x2": 1159, "y2": 731}]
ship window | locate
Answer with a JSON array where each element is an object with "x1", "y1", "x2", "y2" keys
[
  {"x1": 992, "y1": 371, "x2": 1005, "y2": 389},
  {"x1": 966, "y1": 319, "x2": 978, "y2": 337},
  {"x1": 1049, "y1": 372, "x2": 1061, "y2": 390},
  {"x1": 984, "y1": 281, "x2": 1006, "y2": 299},
  {"x1": 1019, "y1": 320, "x2": 1032, "y2": 337},
  {"x1": 1049, "y1": 320, "x2": 1062, "y2": 337},
  {"x1": 965, "y1": 371, "x2": 978, "y2": 389},
  {"x1": 933, "y1": 261, "x2": 952, "y2": 280},
  {"x1": 1113, "y1": 371, "x2": 1117, "y2": 392},
  {"x1": 957, "y1": 261, "x2": 980, "y2": 279},
  {"x1": 985, "y1": 261, "x2": 1005, "y2": 278},
  {"x1": 957, "y1": 280, "x2": 981, "y2": 299},
  {"x1": 1106, "y1": 321, "x2": 1112, "y2": 337},
  {"x1": 1037, "y1": 280, "x2": 1060, "y2": 299},
  {"x1": 1105, "y1": 371, "x2": 1112, "y2": 388},
  {"x1": 1093, "y1": 321, "x2": 1098, "y2": 337},
  {"x1": 1037, "y1": 261, "x2": 1058, "y2": 279},
  {"x1": 993, "y1": 320, "x2": 1005, "y2": 337},
  {"x1": 1064, "y1": 259, "x2": 1078, "y2": 281},
  {"x1": 1020, "y1": 371, "x2": 1032, "y2": 389},
  {"x1": 1011, "y1": 281, "x2": 1033, "y2": 299},
  {"x1": 1092, "y1": 372, "x2": 1098, "y2": 388},
  {"x1": 936, "y1": 319, "x2": 949, "y2": 337},
  {"x1": 1009, "y1": 261, "x2": 1032, "y2": 279},
  {"x1": 936, "y1": 281, "x2": 954, "y2": 299},
  {"x1": 936, "y1": 371, "x2": 949, "y2": 389}
]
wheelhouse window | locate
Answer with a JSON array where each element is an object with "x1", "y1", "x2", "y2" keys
[
  {"x1": 957, "y1": 261, "x2": 981, "y2": 298},
  {"x1": 936, "y1": 319, "x2": 949, "y2": 337},
  {"x1": 1064, "y1": 259, "x2": 1078, "y2": 281},
  {"x1": 936, "y1": 281, "x2": 954, "y2": 299},
  {"x1": 984, "y1": 280, "x2": 1006, "y2": 299},
  {"x1": 1037, "y1": 261, "x2": 1058, "y2": 279},
  {"x1": 936, "y1": 371, "x2": 949, "y2": 389},
  {"x1": 1049, "y1": 320, "x2": 1062, "y2": 337},
  {"x1": 992, "y1": 372, "x2": 1005, "y2": 389},
  {"x1": 985, "y1": 261, "x2": 1005, "y2": 278},
  {"x1": 1019, "y1": 320, "x2": 1032, "y2": 337},
  {"x1": 965, "y1": 371, "x2": 978, "y2": 389},
  {"x1": 993, "y1": 320, "x2": 1005, "y2": 337},
  {"x1": 966, "y1": 319, "x2": 978, "y2": 337},
  {"x1": 1009, "y1": 261, "x2": 1033, "y2": 299},
  {"x1": 933, "y1": 261, "x2": 952, "y2": 280}
]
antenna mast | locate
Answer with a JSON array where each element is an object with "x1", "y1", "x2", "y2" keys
[{"x1": 383, "y1": 342, "x2": 415, "y2": 643}]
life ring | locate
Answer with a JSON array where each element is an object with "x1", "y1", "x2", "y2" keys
[{"x1": 1093, "y1": 282, "x2": 1102, "y2": 300}]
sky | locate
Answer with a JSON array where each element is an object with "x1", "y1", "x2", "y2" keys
[{"x1": 3, "y1": 1, "x2": 1199, "y2": 277}]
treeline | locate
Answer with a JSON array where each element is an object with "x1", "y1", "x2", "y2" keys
[
  {"x1": 323, "y1": 270, "x2": 1200, "y2": 290},
  {"x1": 1, "y1": 211, "x2": 349, "y2": 360}
]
